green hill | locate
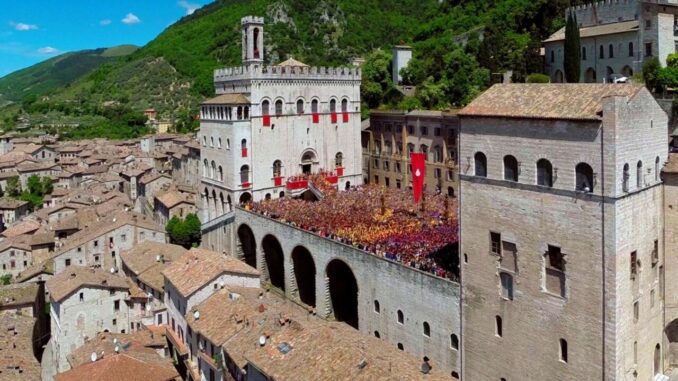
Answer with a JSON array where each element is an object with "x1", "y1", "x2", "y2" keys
[
  {"x1": 0, "y1": 45, "x2": 138, "y2": 105},
  {"x1": 0, "y1": 0, "x2": 582, "y2": 138}
]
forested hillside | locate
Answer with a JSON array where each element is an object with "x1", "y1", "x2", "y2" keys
[{"x1": 0, "y1": 0, "x2": 583, "y2": 138}]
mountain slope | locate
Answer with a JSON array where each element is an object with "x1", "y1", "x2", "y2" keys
[{"x1": 0, "y1": 45, "x2": 138, "y2": 105}]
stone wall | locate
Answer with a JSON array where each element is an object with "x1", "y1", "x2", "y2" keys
[{"x1": 232, "y1": 208, "x2": 460, "y2": 375}]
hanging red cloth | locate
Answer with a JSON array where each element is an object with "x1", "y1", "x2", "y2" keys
[{"x1": 410, "y1": 152, "x2": 426, "y2": 203}]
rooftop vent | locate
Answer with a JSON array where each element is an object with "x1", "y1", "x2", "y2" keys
[{"x1": 277, "y1": 342, "x2": 293, "y2": 355}]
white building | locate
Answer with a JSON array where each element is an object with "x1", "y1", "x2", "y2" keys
[
  {"x1": 544, "y1": 0, "x2": 678, "y2": 83},
  {"x1": 47, "y1": 267, "x2": 130, "y2": 372},
  {"x1": 199, "y1": 16, "x2": 362, "y2": 222}
]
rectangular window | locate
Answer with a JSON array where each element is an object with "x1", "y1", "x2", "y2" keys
[
  {"x1": 645, "y1": 19, "x2": 651, "y2": 29},
  {"x1": 396, "y1": 180, "x2": 401, "y2": 189},
  {"x1": 420, "y1": 126, "x2": 428, "y2": 136},
  {"x1": 434, "y1": 127, "x2": 441, "y2": 137},
  {"x1": 633, "y1": 301, "x2": 639, "y2": 322},
  {"x1": 396, "y1": 162, "x2": 401, "y2": 173},
  {"x1": 65, "y1": 258, "x2": 71, "y2": 267},
  {"x1": 373, "y1": 159, "x2": 379, "y2": 169},
  {"x1": 79, "y1": 292, "x2": 84, "y2": 302},
  {"x1": 113, "y1": 318, "x2": 117, "y2": 326},
  {"x1": 435, "y1": 168, "x2": 442, "y2": 179},
  {"x1": 10, "y1": 261, "x2": 15, "y2": 269},
  {"x1": 447, "y1": 170, "x2": 454, "y2": 181},
  {"x1": 630, "y1": 251, "x2": 638, "y2": 279},
  {"x1": 490, "y1": 232, "x2": 501, "y2": 255},
  {"x1": 407, "y1": 126, "x2": 414, "y2": 134},
  {"x1": 374, "y1": 175, "x2": 379, "y2": 184},
  {"x1": 94, "y1": 240, "x2": 98, "y2": 247},
  {"x1": 384, "y1": 161, "x2": 390, "y2": 171},
  {"x1": 385, "y1": 177, "x2": 390, "y2": 187},
  {"x1": 652, "y1": 239, "x2": 659, "y2": 266},
  {"x1": 645, "y1": 42, "x2": 653, "y2": 57},
  {"x1": 500, "y1": 272, "x2": 513, "y2": 300},
  {"x1": 121, "y1": 234, "x2": 127, "y2": 242},
  {"x1": 545, "y1": 245, "x2": 566, "y2": 298},
  {"x1": 651, "y1": 289, "x2": 656, "y2": 308}
]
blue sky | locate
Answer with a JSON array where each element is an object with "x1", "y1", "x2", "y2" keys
[{"x1": 0, "y1": 0, "x2": 212, "y2": 77}]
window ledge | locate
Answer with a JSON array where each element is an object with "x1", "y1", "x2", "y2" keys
[{"x1": 542, "y1": 290, "x2": 567, "y2": 301}]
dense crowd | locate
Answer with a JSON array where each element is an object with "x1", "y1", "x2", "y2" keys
[{"x1": 248, "y1": 185, "x2": 459, "y2": 280}]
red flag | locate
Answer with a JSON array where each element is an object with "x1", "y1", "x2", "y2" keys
[{"x1": 410, "y1": 152, "x2": 426, "y2": 203}]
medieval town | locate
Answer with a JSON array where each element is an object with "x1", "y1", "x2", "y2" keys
[{"x1": 1, "y1": 1, "x2": 678, "y2": 380}]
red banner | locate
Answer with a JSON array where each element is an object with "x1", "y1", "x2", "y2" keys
[{"x1": 410, "y1": 153, "x2": 426, "y2": 203}]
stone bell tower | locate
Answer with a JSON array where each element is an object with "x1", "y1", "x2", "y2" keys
[{"x1": 241, "y1": 16, "x2": 264, "y2": 66}]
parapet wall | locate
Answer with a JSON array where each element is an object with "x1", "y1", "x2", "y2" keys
[
  {"x1": 214, "y1": 65, "x2": 361, "y2": 83},
  {"x1": 568, "y1": 0, "x2": 639, "y2": 27}
]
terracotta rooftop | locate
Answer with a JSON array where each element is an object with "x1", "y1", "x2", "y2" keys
[
  {"x1": 162, "y1": 249, "x2": 259, "y2": 298},
  {"x1": 544, "y1": 20, "x2": 639, "y2": 42},
  {"x1": 0, "y1": 313, "x2": 40, "y2": 381},
  {"x1": 1, "y1": 220, "x2": 40, "y2": 239},
  {"x1": 121, "y1": 242, "x2": 185, "y2": 292},
  {"x1": 459, "y1": 83, "x2": 644, "y2": 121},
  {"x1": 155, "y1": 190, "x2": 193, "y2": 209},
  {"x1": 46, "y1": 266, "x2": 129, "y2": 303},
  {"x1": 202, "y1": 93, "x2": 250, "y2": 105},
  {"x1": 276, "y1": 57, "x2": 309, "y2": 67},
  {"x1": 12, "y1": 143, "x2": 46, "y2": 155},
  {"x1": 0, "y1": 198, "x2": 28, "y2": 209},
  {"x1": 15, "y1": 259, "x2": 54, "y2": 283},
  {"x1": 0, "y1": 283, "x2": 39, "y2": 309},
  {"x1": 56, "y1": 352, "x2": 178, "y2": 381}
]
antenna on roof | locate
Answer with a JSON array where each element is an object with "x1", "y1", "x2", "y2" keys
[
  {"x1": 259, "y1": 335, "x2": 266, "y2": 346},
  {"x1": 90, "y1": 352, "x2": 97, "y2": 362}
]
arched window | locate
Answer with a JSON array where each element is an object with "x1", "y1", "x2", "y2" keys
[
  {"x1": 311, "y1": 99, "x2": 319, "y2": 114},
  {"x1": 629, "y1": 42, "x2": 634, "y2": 57},
  {"x1": 237, "y1": 106, "x2": 243, "y2": 120},
  {"x1": 218, "y1": 138, "x2": 222, "y2": 149},
  {"x1": 335, "y1": 152, "x2": 343, "y2": 168},
  {"x1": 609, "y1": 44, "x2": 614, "y2": 58},
  {"x1": 275, "y1": 100, "x2": 283, "y2": 116},
  {"x1": 599, "y1": 45, "x2": 604, "y2": 59},
  {"x1": 262, "y1": 100, "x2": 270, "y2": 116},
  {"x1": 202, "y1": 159, "x2": 208, "y2": 177},
  {"x1": 575, "y1": 163, "x2": 594, "y2": 192},
  {"x1": 656, "y1": 156, "x2": 661, "y2": 181},
  {"x1": 330, "y1": 99, "x2": 337, "y2": 113},
  {"x1": 341, "y1": 98, "x2": 348, "y2": 112},
  {"x1": 407, "y1": 143, "x2": 415, "y2": 155},
  {"x1": 241, "y1": 139, "x2": 247, "y2": 149},
  {"x1": 495, "y1": 315, "x2": 503, "y2": 337},
  {"x1": 296, "y1": 99, "x2": 304, "y2": 114},
  {"x1": 244, "y1": 106, "x2": 249, "y2": 119},
  {"x1": 226, "y1": 139, "x2": 230, "y2": 150},
  {"x1": 273, "y1": 160, "x2": 282, "y2": 178},
  {"x1": 582, "y1": 46, "x2": 587, "y2": 60},
  {"x1": 423, "y1": 322, "x2": 431, "y2": 337},
  {"x1": 218, "y1": 166, "x2": 223, "y2": 182},
  {"x1": 240, "y1": 165, "x2": 250, "y2": 184},
  {"x1": 374, "y1": 331, "x2": 380, "y2": 338},
  {"x1": 655, "y1": 343, "x2": 661, "y2": 375},
  {"x1": 474, "y1": 152, "x2": 487, "y2": 177},
  {"x1": 397, "y1": 310, "x2": 404, "y2": 324},
  {"x1": 550, "y1": 50, "x2": 555, "y2": 63},
  {"x1": 450, "y1": 334, "x2": 459, "y2": 350},
  {"x1": 373, "y1": 300, "x2": 380, "y2": 313},
  {"x1": 420, "y1": 144, "x2": 428, "y2": 160},
  {"x1": 560, "y1": 338, "x2": 568, "y2": 363},
  {"x1": 210, "y1": 137, "x2": 214, "y2": 147},
  {"x1": 448, "y1": 186, "x2": 455, "y2": 197},
  {"x1": 504, "y1": 155, "x2": 518, "y2": 182},
  {"x1": 537, "y1": 159, "x2": 553, "y2": 187},
  {"x1": 202, "y1": 136, "x2": 207, "y2": 146},
  {"x1": 637, "y1": 160, "x2": 643, "y2": 188},
  {"x1": 210, "y1": 161, "x2": 216, "y2": 179},
  {"x1": 623, "y1": 163, "x2": 630, "y2": 192},
  {"x1": 433, "y1": 145, "x2": 443, "y2": 163}
]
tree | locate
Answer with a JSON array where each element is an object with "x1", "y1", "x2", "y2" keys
[
  {"x1": 527, "y1": 73, "x2": 551, "y2": 83},
  {"x1": 0, "y1": 274, "x2": 11, "y2": 285},
  {"x1": 643, "y1": 57, "x2": 662, "y2": 92},
  {"x1": 6, "y1": 176, "x2": 20, "y2": 197},
  {"x1": 166, "y1": 214, "x2": 201, "y2": 249},
  {"x1": 563, "y1": 11, "x2": 581, "y2": 83}
]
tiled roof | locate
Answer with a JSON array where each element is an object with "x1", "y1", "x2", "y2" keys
[
  {"x1": 67, "y1": 331, "x2": 168, "y2": 369},
  {"x1": 1, "y1": 220, "x2": 40, "y2": 238},
  {"x1": 459, "y1": 83, "x2": 644, "y2": 121},
  {"x1": 0, "y1": 198, "x2": 28, "y2": 209},
  {"x1": 121, "y1": 242, "x2": 185, "y2": 292},
  {"x1": 162, "y1": 249, "x2": 259, "y2": 298},
  {"x1": 202, "y1": 94, "x2": 250, "y2": 105},
  {"x1": 46, "y1": 267, "x2": 129, "y2": 303},
  {"x1": 276, "y1": 57, "x2": 309, "y2": 67},
  {"x1": 0, "y1": 283, "x2": 39, "y2": 308},
  {"x1": 155, "y1": 191, "x2": 193, "y2": 209},
  {"x1": 55, "y1": 352, "x2": 178, "y2": 381},
  {"x1": 15, "y1": 259, "x2": 54, "y2": 283},
  {"x1": 544, "y1": 20, "x2": 639, "y2": 42}
]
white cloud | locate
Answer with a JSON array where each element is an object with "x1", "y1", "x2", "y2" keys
[
  {"x1": 99, "y1": 19, "x2": 112, "y2": 26},
  {"x1": 10, "y1": 22, "x2": 38, "y2": 31},
  {"x1": 37, "y1": 46, "x2": 59, "y2": 55},
  {"x1": 121, "y1": 13, "x2": 140, "y2": 25},
  {"x1": 178, "y1": 1, "x2": 200, "y2": 15}
]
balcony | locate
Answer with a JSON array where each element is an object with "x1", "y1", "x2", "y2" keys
[
  {"x1": 286, "y1": 178, "x2": 309, "y2": 190},
  {"x1": 273, "y1": 176, "x2": 283, "y2": 187}
]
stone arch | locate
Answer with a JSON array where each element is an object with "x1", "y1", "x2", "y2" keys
[
  {"x1": 237, "y1": 224, "x2": 256, "y2": 268},
  {"x1": 262, "y1": 235, "x2": 285, "y2": 291},
  {"x1": 584, "y1": 67, "x2": 597, "y2": 83},
  {"x1": 553, "y1": 70, "x2": 564, "y2": 83},
  {"x1": 292, "y1": 246, "x2": 316, "y2": 307},
  {"x1": 606, "y1": 66, "x2": 614, "y2": 82},
  {"x1": 621, "y1": 65, "x2": 633, "y2": 77},
  {"x1": 239, "y1": 192, "x2": 252, "y2": 205},
  {"x1": 326, "y1": 259, "x2": 359, "y2": 329}
]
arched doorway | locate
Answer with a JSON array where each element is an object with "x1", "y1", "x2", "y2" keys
[
  {"x1": 239, "y1": 192, "x2": 252, "y2": 205},
  {"x1": 301, "y1": 150, "x2": 316, "y2": 175},
  {"x1": 553, "y1": 70, "x2": 564, "y2": 83},
  {"x1": 585, "y1": 67, "x2": 597, "y2": 83},
  {"x1": 263, "y1": 235, "x2": 285, "y2": 291},
  {"x1": 606, "y1": 66, "x2": 614, "y2": 83},
  {"x1": 237, "y1": 224, "x2": 256, "y2": 268},
  {"x1": 621, "y1": 65, "x2": 633, "y2": 78},
  {"x1": 655, "y1": 343, "x2": 661, "y2": 376},
  {"x1": 326, "y1": 259, "x2": 359, "y2": 329},
  {"x1": 292, "y1": 246, "x2": 316, "y2": 307}
]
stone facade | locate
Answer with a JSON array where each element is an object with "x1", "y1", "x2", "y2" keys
[
  {"x1": 544, "y1": 0, "x2": 678, "y2": 82},
  {"x1": 459, "y1": 86, "x2": 668, "y2": 380},
  {"x1": 199, "y1": 16, "x2": 362, "y2": 223},
  {"x1": 364, "y1": 110, "x2": 459, "y2": 196},
  {"x1": 231, "y1": 208, "x2": 461, "y2": 375}
]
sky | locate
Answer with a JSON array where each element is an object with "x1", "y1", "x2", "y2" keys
[{"x1": 0, "y1": 0, "x2": 212, "y2": 77}]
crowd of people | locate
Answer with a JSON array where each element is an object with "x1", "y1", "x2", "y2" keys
[{"x1": 248, "y1": 184, "x2": 459, "y2": 280}]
